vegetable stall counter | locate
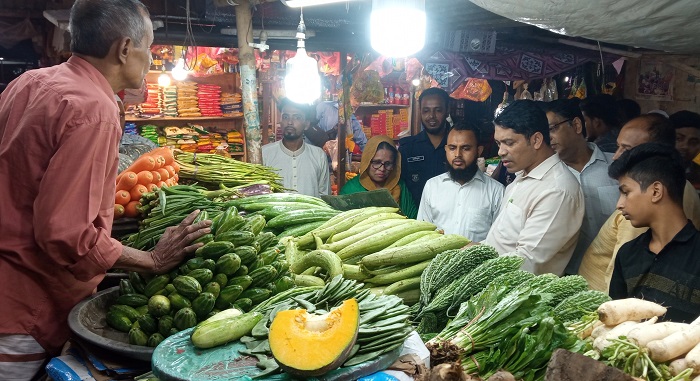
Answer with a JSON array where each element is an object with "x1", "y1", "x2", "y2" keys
[{"x1": 151, "y1": 328, "x2": 401, "y2": 381}]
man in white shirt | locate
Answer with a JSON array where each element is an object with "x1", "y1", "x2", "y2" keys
[
  {"x1": 544, "y1": 99, "x2": 618, "y2": 275},
  {"x1": 483, "y1": 100, "x2": 584, "y2": 276},
  {"x1": 262, "y1": 98, "x2": 330, "y2": 197},
  {"x1": 418, "y1": 122, "x2": 504, "y2": 241}
]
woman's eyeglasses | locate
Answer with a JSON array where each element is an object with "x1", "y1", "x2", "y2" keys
[{"x1": 370, "y1": 160, "x2": 395, "y2": 170}]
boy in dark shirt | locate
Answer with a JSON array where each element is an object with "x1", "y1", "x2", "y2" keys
[{"x1": 608, "y1": 143, "x2": 700, "y2": 322}]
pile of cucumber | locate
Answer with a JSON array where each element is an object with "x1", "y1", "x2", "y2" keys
[
  {"x1": 228, "y1": 193, "x2": 341, "y2": 238},
  {"x1": 285, "y1": 207, "x2": 470, "y2": 305},
  {"x1": 107, "y1": 206, "x2": 296, "y2": 347}
]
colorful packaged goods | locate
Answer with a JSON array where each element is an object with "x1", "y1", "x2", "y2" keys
[{"x1": 198, "y1": 84, "x2": 223, "y2": 117}]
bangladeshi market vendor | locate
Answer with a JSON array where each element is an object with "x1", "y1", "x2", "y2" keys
[{"x1": 340, "y1": 135, "x2": 418, "y2": 219}]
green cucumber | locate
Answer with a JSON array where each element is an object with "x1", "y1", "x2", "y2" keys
[
  {"x1": 383, "y1": 276, "x2": 421, "y2": 295},
  {"x1": 336, "y1": 220, "x2": 437, "y2": 260},
  {"x1": 361, "y1": 234, "x2": 470, "y2": 270},
  {"x1": 385, "y1": 230, "x2": 442, "y2": 249},
  {"x1": 365, "y1": 260, "x2": 431, "y2": 286},
  {"x1": 266, "y1": 209, "x2": 340, "y2": 229},
  {"x1": 290, "y1": 249, "x2": 343, "y2": 279},
  {"x1": 277, "y1": 221, "x2": 325, "y2": 239},
  {"x1": 191, "y1": 311, "x2": 264, "y2": 349},
  {"x1": 321, "y1": 218, "x2": 412, "y2": 253},
  {"x1": 342, "y1": 264, "x2": 369, "y2": 281},
  {"x1": 293, "y1": 274, "x2": 325, "y2": 287},
  {"x1": 295, "y1": 207, "x2": 399, "y2": 249},
  {"x1": 328, "y1": 212, "x2": 407, "y2": 243},
  {"x1": 196, "y1": 241, "x2": 236, "y2": 260}
]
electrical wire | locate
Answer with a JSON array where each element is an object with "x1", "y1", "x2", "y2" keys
[
  {"x1": 597, "y1": 40, "x2": 605, "y2": 90},
  {"x1": 182, "y1": 0, "x2": 198, "y2": 71}
]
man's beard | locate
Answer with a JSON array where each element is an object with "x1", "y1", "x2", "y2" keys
[
  {"x1": 447, "y1": 160, "x2": 479, "y2": 183},
  {"x1": 424, "y1": 120, "x2": 447, "y2": 135},
  {"x1": 283, "y1": 129, "x2": 302, "y2": 141}
]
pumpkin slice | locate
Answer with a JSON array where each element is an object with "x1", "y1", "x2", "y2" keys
[{"x1": 269, "y1": 298, "x2": 360, "y2": 377}]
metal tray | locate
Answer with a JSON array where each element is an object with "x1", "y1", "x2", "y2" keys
[{"x1": 68, "y1": 286, "x2": 154, "y2": 362}]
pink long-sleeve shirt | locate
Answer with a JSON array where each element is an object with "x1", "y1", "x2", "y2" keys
[{"x1": 0, "y1": 56, "x2": 124, "y2": 355}]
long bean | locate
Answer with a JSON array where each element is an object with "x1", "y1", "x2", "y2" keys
[{"x1": 174, "y1": 151, "x2": 285, "y2": 191}]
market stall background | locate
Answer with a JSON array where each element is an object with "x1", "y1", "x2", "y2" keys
[{"x1": 1, "y1": 0, "x2": 699, "y2": 116}]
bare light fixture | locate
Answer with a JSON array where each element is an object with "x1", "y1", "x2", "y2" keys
[
  {"x1": 171, "y1": 58, "x2": 189, "y2": 81},
  {"x1": 371, "y1": 0, "x2": 426, "y2": 57},
  {"x1": 284, "y1": 9, "x2": 321, "y2": 104},
  {"x1": 158, "y1": 71, "x2": 172, "y2": 87},
  {"x1": 281, "y1": 0, "x2": 354, "y2": 7}
]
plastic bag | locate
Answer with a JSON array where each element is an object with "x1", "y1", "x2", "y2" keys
[
  {"x1": 324, "y1": 139, "x2": 339, "y2": 171},
  {"x1": 45, "y1": 353, "x2": 96, "y2": 381},
  {"x1": 450, "y1": 78, "x2": 492, "y2": 102}
]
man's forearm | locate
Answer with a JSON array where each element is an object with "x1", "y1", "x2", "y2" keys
[{"x1": 113, "y1": 246, "x2": 155, "y2": 272}]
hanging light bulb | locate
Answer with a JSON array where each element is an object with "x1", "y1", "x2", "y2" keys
[
  {"x1": 158, "y1": 70, "x2": 171, "y2": 87},
  {"x1": 171, "y1": 58, "x2": 189, "y2": 81},
  {"x1": 284, "y1": 9, "x2": 321, "y2": 104},
  {"x1": 371, "y1": 0, "x2": 425, "y2": 57}
]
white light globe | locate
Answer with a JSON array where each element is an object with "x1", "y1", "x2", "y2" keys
[
  {"x1": 158, "y1": 73, "x2": 172, "y2": 87},
  {"x1": 371, "y1": 0, "x2": 426, "y2": 58},
  {"x1": 284, "y1": 48, "x2": 321, "y2": 104},
  {"x1": 171, "y1": 59, "x2": 189, "y2": 81}
]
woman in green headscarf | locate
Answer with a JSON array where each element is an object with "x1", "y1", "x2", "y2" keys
[{"x1": 340, "y1": 135, "x2": 417, "y2": 219}]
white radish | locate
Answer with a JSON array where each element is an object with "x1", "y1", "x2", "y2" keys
[
  {"x1": 693, "y1": 375, "x2": 700, "y2": 381},
  {"x1": 595, "y1": 317, "x2": 658, "y2": 352},
  {"x1": 580, "y1": 320, "x2": 604, "y2": 339},
  {"x1": 591, "y1": 324, "x2": 613, "y2": 339},
  {"x1": 597, "y1": 298, "x2": 667, "y2": 326},
  {"x1": 648, "y1": 325, "x2": 700, "y2": 363},
  {"x1": 669, "y1": 358, "x2": 698, "y2": 376},
  {"x1": 628, "y1": 322, "x2": 689, "y2": 347},
  {"x1": 686, "y1": 340, "x2": 700, "y2": 372}
]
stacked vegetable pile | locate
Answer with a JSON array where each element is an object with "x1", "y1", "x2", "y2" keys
[
  {"x1": 115, "y1": 147, "x2": 180, "y2": 219},
  {"x1": 573, "y1": 298, "x2": 700, "y2": 380},
  {"x1": 411, "y1": 247, "x2": 611, "y2": 381},
  {"x1": 190, "y1": 276, "x2": 413, "y2": 378},
  {"x1": 229, "y1": 193, "x2": 341, "y2": 238},
  {"x1": 174, "y1": 150, "x2": 285, "y2": 192},
  {"x1": 108, "y1": 203, "x2": 312, "y2": 346},
  {"x1": 122, "y1": 185, "x2": 239, "y2": 250},
  {"x1": 413, "y1": 246, "x2": 609, "y2": 337},
  {"x1": 286, "y1": 207, "x2": 469, "y2": 303}
]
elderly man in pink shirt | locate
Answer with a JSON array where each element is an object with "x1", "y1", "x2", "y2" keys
[{"x1": 0, "y1": 1, "x2": 211, "y2": 378}]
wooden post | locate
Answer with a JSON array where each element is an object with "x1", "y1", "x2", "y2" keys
[
  {"x1": 260, "y1": 69, "x2": 273, "y2": 146},
  {"x1": 411, "y1": 88, "x2": 421, "y2": 136},
  {"x1": 235, "y1": 0, "x2": 262, "y2": 164},
  {"x1": 338, "y1": 50, "x2": 348, "y2": 189}
]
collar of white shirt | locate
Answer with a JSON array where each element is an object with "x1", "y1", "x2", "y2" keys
[
  {"x1": 279, "y1": 140, "x2": 307, "y2": 157},
  {"x1": 519, "y1": 153, "x2": 561, "y2": 180}
]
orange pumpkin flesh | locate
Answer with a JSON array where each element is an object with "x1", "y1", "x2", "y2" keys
[{"x1": 269, "y1": 298, "x2": 360, "y2": 377}]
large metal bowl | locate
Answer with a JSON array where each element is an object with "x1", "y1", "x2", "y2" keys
[{"x1": 68, "y1": 286, "x2": 154, "y2": 362}]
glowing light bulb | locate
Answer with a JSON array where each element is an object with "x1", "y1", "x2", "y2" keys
[
  {"x1": 371, "y1": 0, "x2": 425, "y2": 57},
  {"x1": 172, "y1": 59, "x2": 188, "y2": 81},
  {"x1": 412, "y1": 78, "x2": 421, "y2": 86},
  {"x1": 158, "y1": 72, "x2": 171, "y2": 87},
  {"x1": 285, "y1": 47, "x2": 321, "y2": 104}
]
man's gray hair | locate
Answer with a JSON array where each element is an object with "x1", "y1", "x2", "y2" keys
[{"x1": 70, "y1": 0, "x2": 150, "y2": 58}]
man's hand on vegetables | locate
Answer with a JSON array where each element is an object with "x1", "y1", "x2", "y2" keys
[{"x1": 150, "y1": 210, "x2": 212, "y2": 273}]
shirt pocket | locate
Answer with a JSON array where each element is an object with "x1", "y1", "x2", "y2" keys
[
  {"x1": 597, "y1": 185, "x2": 620, "y2": 216},
  {"x1": 403, "y1": 157, "x2": 428, "y2": 184},
  {"x1": 496, "y1": 202, "x2": 524, "y2": 239},
  {"x1": 464, "y1": 207, "x2": 494, "y2": 241}
]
